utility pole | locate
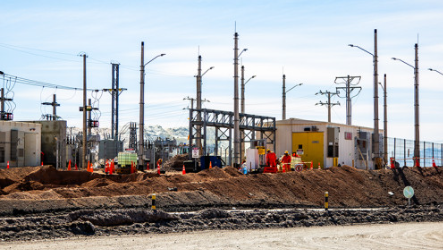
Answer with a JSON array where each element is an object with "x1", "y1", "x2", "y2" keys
[
  {"x1": 335, "y1": 75, "x2": 361, "y2": 125},
  {"x1": 315, "y1": 90, "x2": 340, "y2": 123},
  {"x1": 392, "y1": 44, "x2": 420, "y2": 166},
  {"x1": 138, "y1": 42, "x2": 165, "y2": 168},
  {"x1": 348, "y1": 29, "x2": 381, "y2": 169},
  {"x1": 373, "y1": 29, "x2": 380, "y2": 169},
  {"x1": 139, "y1": 42, "x2": 145, "y2": 169},
  {"x1": 240, "y1": 66, "x2": 255, "y2": 114},
  {"x1": 233, "y1": 32, "x2": 240, "y2": 166},
  {"x1": 196, "y1": 55, "x2": 202, "y2": 154},
  {"x1": 241, "y1": 65, "x2": 245, "y2": 114},
  {"x1": 81, "y1": 53, "x2": 87, "y2": 170},
  {"x1": 42, "y1": 94, "x2": 60, "y2": 120},
  {"x1": 282, "y1": 74, "x2": 303, "y2": 120},
  {"x1": 379, "y1": 74, "x2": 388, "y2": 165},
  {"x1": 282, "y1": 74, "x2": 286, "y2": 120},
  {"x1": 183, "y1": 96, "x2": 195, "y2": 110},
  {"x1": 414, "y1": 43, "x2": 420, "y2": 162}
]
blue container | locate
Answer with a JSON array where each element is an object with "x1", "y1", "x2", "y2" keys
[{"x1": 200, "y1": 156, "x2": 222, "y2": 170}]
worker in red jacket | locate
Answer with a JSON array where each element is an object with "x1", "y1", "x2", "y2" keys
[
  {"x1": 266, "y1": 149, "x2": 277, "y2": 167},
  {"x1": 281, "y1": 150, "x2": 292, "y2": 172}
]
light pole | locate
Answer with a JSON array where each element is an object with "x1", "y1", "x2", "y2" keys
[
  {"x1": 241, "y1": 67, "x2": 256, "y2": 114},
  {"x1": 282, "y1": 74, "x2": 302, "y2": 120},
  {"x1": 139, "y1": 41, "x2": 165, "y2": 168},
  {"x1": 196, "y1": 58, "x2": 214, "y2": 154},
  {"x1": 348, "y1": 29, "x2": 381, "y2": 169},
  {"x1": 392, "y1": 43, "x2": 420, "y2": 164},
  {"x1": 233, "y1": 30, "x2": 247, "y2": 167},
  {"x1": 428, "y1": 68, "x2": 443, "y2": 75},
  {"x1": 379, "y1": 74, "x2": 388, "y2": 166}
]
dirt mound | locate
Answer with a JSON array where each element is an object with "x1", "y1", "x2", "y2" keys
[
  {"x1": 0, "y1": 165, "x2": 441, "y2": 211},
  {"x1": 81, "y1": 178, "x2": 116, "y2": 188},
  {"x1": 0, "y1": 166, "x2": 42, "y2": 189},
  {"x1": 163, "y1": 154, "x2": 189, "y2": 172}
]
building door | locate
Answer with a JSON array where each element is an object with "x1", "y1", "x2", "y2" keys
[
  {"x1": 292, "y1": 132, "x2": 324, "y2": 168},
  {"x1": 25, "y1": 133, "x2": 38, "y2": 166}
]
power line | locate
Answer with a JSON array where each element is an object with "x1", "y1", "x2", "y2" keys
[{"x1": 1, "y1": 72, "x2": 100, "y2": 91}]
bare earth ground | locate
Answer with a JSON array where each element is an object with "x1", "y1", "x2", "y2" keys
[
  {"x1": 0, "y1": 222, "x2": 442, "y2": 250},
  {"x1": 0, "y1": 161, "x2": 442, "y2": 242}
]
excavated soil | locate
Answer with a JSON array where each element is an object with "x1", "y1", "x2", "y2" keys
[
  {"x1": 0, "y1": 165, "x2": 442, "y2": 212},
  {"x1": 0, "y1": 165, "x2": 442, "y2": 241}
]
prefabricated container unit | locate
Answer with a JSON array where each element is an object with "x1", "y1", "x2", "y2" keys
[
  {"x1": 117, "y1": 152, "x2": 137, "y2": 167},
  {"x1": 273, "y1": 118, "x2": 382, "y2": 170},
  {"x1": 0, "y1": 121, "x2": 41, "y2": 168}
]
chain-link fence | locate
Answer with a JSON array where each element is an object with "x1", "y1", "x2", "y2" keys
[{"x1": 387, "y1": 137, "x2": 443, "y2": 167}]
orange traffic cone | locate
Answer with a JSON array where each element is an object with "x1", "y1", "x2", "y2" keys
[
  {"x1": 75, "y1": 163, "x2": 78, "y2": 170},
  {"x1": 182, "y1": 165, "x2": 186, "y2": 175},
  {"x1": 415, "y1": 158, "x2": 420, "y2": 168},
  {"x1": 318, "y1": 162, "x2": 321, "y2": 169},
  {"x1": 310, "y1": 161, "x2": 313, "y2": 170},
  {"x1": 110, "y1": 160, "x2": 114, "y2": 175},
  {"x1": 209, "y1": 161, "x2": 213, "y2": 169},
  {"x1": 68, "y1": 160, "x2": 72, "y2": 171},
  {"x1": 432, "y1": 158, "x2": 437, "y2": 168},
  {"x1": 157, "y1": 164, "x2": 161, "y2": 175},
  {"x1": 87, "y1": 161, "x2": 90, "y2": 172},
  {"x1": 7, "y1": 161, "x2": 9, "y2": 169},
  {"x1": 41, "y1": 161, "x2": 43, "y2": 166}
]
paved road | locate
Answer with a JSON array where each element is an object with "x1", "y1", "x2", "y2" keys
[{"x1": 1, "y1": 222, "x2": 442, "y2": 250}]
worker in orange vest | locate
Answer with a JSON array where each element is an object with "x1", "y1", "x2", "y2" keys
[{"x1": 281, "y1": 150, "x2": 292, "y2": 172}]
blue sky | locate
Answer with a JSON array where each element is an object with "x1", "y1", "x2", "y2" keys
[{"x1": 0, "y1": 0, "x2": 443, "y2": 143}]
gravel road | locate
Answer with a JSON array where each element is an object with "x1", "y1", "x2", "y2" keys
[{"x1": 1, "y1": 222, "x2": 442, "y2": 250}]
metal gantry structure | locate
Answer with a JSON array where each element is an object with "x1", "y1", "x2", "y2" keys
[
  {"x1": 104, "y1": 63, "x2": 126, "y2": 157},
  {"x1": 335, "y1": 75, "x2": 361, "y2": 125},
  {"x1": 188, "y1": 108, "x2": 276, "y2": 166}
]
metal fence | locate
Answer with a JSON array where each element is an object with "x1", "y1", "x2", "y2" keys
[{"x1": 387, "y1": 137, "x2": 443, "y2": 167}]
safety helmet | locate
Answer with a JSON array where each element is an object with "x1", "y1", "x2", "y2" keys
[
  {"x1": 267, "y1": 149, "x2": 271, "y2": 152},
  {"x1": 284, "y1": 150, "x2": 289, "y2": 154}
]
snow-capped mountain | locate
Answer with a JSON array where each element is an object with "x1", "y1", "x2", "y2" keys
[{"x1": 67, "y1": 125, "x2": 189, "y2": 145}]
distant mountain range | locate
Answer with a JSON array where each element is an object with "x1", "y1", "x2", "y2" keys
[{"x1": 67, "y1": 125, "x2": 190, "y2": 146}]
